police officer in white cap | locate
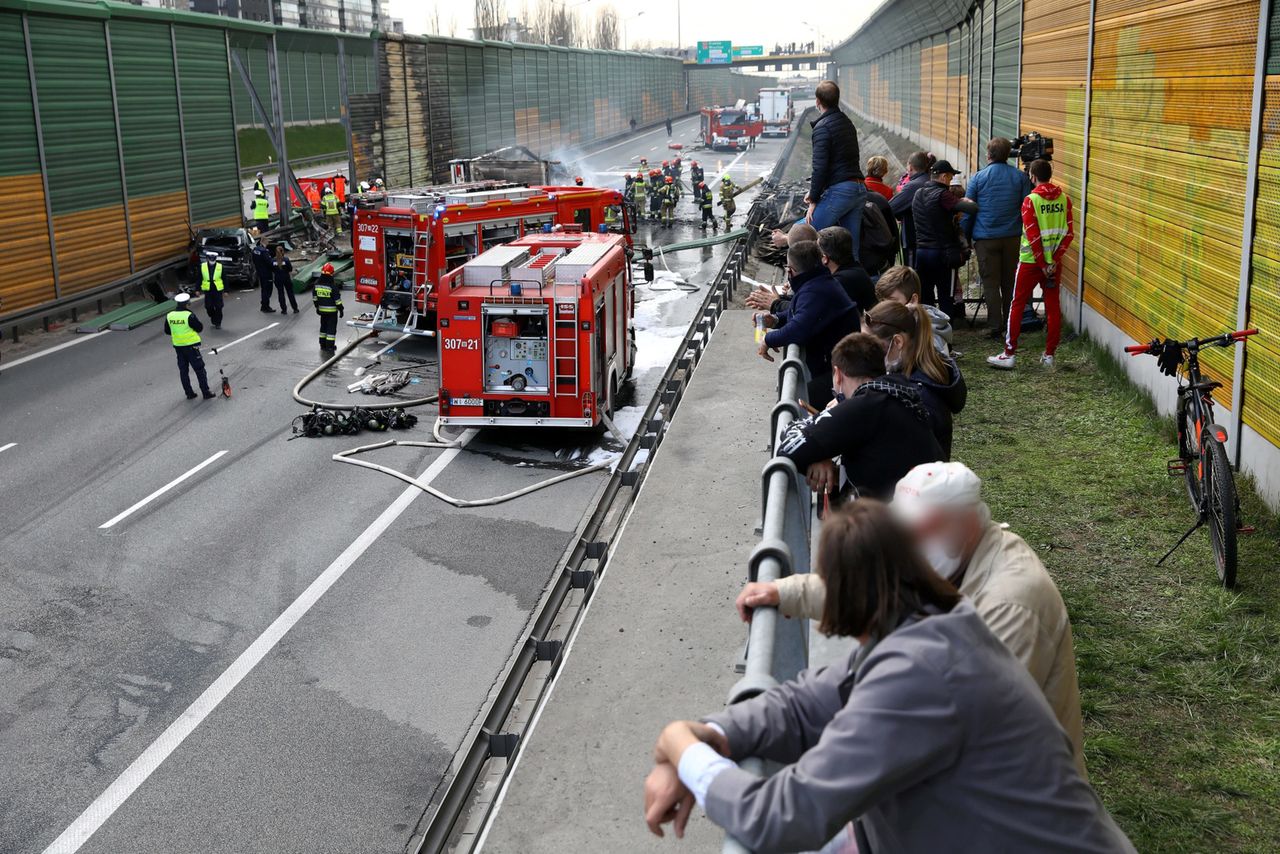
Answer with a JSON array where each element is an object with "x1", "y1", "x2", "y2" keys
[{"x1": 165, "y1": 293, "x2": 214, "y2": 400}]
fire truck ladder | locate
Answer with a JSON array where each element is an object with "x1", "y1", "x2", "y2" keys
[{"x1": 553, "y1": 297, "x2": 579, "y2": 397}]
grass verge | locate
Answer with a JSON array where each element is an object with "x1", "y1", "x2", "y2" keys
[
  {"x1": 238, "y1": 122, "x2": 347, "y2": 170},
  {"x1": 952, "y1": 323, "x2": 1280, "y2": 852}
]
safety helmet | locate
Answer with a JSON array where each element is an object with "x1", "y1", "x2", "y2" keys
[
  {"x1": 374, "y1": 177, "x2": 385, "y2": 187},
  {"x1": 256, "y1": 171, "x2": 264, "y2": 178},
  {"x1": 574, "y1": 176, "x2": 584, "y2": 185},
  {"x1": 691, "y1": 160, "x2": 699, "y2": 166},
  {"x1": 662, "y1": 160, "x2": 669, "y2": 167},
  {"x1": 698, "y1": 181, "x2": 706, "y2": 188},
  {"x1": 254, "y1": 189, "x2": 265, "y2": 197},
  {"x1": 323, "y1": 184, "x2": 331, "y2": 192},
  {"x1": 635, "y1": 171, "x2": 644, "y2": 179},
  {"x1": 665, "y1": 175, "x2": 673, "y2": 183},
  {"x1": 174, "y1": 292, "x2": 191, "y2": 305},
  {"x1": 320, "y1": 262, "x2": 335, "y2": 275},
  {"x1": 721, "y1": 175, "x2": 731, "y2": 182},
  {"x1": 359, "y1": 181, "x2": 370, "y2": 192}
]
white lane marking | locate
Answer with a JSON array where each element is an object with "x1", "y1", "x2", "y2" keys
[
  {"x1": 715, "y1": 149, "x2": 749, "y2": 182},
  {"x1": 209, "y1": 322, "x2": 279, "y2": 354},
  {"x1": 47, "y1": 431, "x2": 477, "y2": 854},
  {"x1": 98, "y1": 451, "x2": 228, "y2": 530},
  {"x1": 585, "y1": 115, "x2": 695, "y2": 158},
  {"x1": 0, "y1": 331, "x2": 108, "y2": 373},
  {"x1": 0, "y1": 443, "x2": 15, "y2": 454}
]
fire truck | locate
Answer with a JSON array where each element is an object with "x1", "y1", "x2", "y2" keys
[
  {"x1": 350, "y1": 181, "x2": 628, "y2": 335},
  {"x1": 434, "y1": 231, "x2": 635, "y2": 428},
  {"x1": 699, "y1": 106, "x2": 764, "y2": 151}
]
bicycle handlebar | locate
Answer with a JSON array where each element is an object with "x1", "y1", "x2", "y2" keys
[{"x1": 1126, "y1": 329, "x2": 1258, "y2": 356}]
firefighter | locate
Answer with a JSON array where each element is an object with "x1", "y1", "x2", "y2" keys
[
  {"x1": 697, "y1": 181, "x2": 717, "y2": 231},
  {"x1": 689, "y1": 160, "x2": 704, "y2": 188},
  {"x1": 661, "y1": 160, "x2": 672, "y2": 180},
  {"x1": 720, "y1": 174, "x2": 738, "y2": 230},
  {"x1": 648, "y1": 169, "x2": 663, "y2": 220},
  {"x1": 660, "y1": 175, "x2": 676, "y2": 227},
  {"x1": 199, "y1": 249, "x2": 225, "y2": 329},
  {"x1": 313, "y1": 262, "x2": 343, "y2": 353},
  {"x1": 165, "y1": 293, "x2": 215, "y2": 400},
  {"x1": 253, "y1": 171, "x2": 267, "y2": 196},
  {"x1": 250, "y1": 188, "x2": 270, "y2": 232},
  {"x1": 574, "y1": 175, "x2": 585, "y2": 186},
  {"x1": 672, "y1": 157, "x2": 683, "y2": 179},
  {"x1": 631, "y1": 171, "x2": 647, "y2": 220},
  {"x1": 604, "y1": 204, "x2": 619, "y2": 230},
  {"x1": 374, "y1": 177, "x2": 385, "y2": 190},
  {"x1": 321, "y1": 184, "x2": 342, "y2": 234},
  {"x1": 639, "y1": 157, "x2": 649, "y2": 172}
]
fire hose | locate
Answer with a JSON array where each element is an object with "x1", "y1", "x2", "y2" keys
[{"x1": 292, "y1": 330, "x2": 616, "y2": 505}]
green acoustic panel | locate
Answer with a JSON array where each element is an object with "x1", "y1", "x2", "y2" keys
[
  {"x1": 175, "y1": 24, "x2": 240, "y2": 225},
  {"x1": 109, "y1": 19, "x2": 185, "y2": 198},
  {"x1": 28, "y1": 15, "x2": 123, "y2": 216},
  {"x1": 0, "y1": 13, "x2": 38, "y2": 177},
  {"x1": 230, "y1": 34, "x2": 271, "y2": 127}
]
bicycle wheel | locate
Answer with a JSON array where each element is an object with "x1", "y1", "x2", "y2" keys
[
  {"x1": 1202, "y1": 436, "x2": 1238, "y2": 588},
  {"x1": 1177, "y1": 396, "x2": 1201, "y2": 509}
]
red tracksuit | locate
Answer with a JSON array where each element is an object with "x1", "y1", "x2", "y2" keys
[{"x1": 1005, "y1": 182, "x2": 1074, "y2": 357}]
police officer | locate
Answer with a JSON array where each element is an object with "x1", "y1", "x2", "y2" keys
[
  {"x1": 697, "y1": 181, "x2": 717, "y2": 231},
  {"x1": 165, "y1": 293, "x2": 215, "y2": 400},
  {"x1": 252, "y1": 231, "x2": 275, "y2": 313},
  {"x1": 660, "y1": 175, "x2": 676, "y2": 227},
  {"x1": 313, "y1": 262, "x2": 343, "y2": 352},
  {"x1": 253, "y1": 171, "x2": 267, "y2": 196},
  {"x1": 720, "y1": 174, "x2": 738, "y2": 230},
  {"x1": 689, "y1": 160, "x2": 704, "y2": 187},
  {"x1": 272, "y1": 244, "x2": 299, "y2": 314},
  {"x1": 199, "y1": 249, "x2": 225, "y2": 329},
  {"x1": 250, "y1": 188, "x2": 270, "y2": 232},
  {"x1": 321, "y1": 183, "x2": 342, "y2": 234}
]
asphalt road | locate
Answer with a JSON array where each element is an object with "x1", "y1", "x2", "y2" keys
[{"x1": 0, "y1": 112, "x2": 784, "y2": 854}]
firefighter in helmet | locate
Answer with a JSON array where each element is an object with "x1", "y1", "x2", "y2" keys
[
  {"x1": 639, "y1": 157, "x2": 649, "y2": 172},
  {"x1": 648, "y1": 169, "x2": 662, "y2": 220},
  {"x1": 661, "y1": 160, "x2": 672, "y2": 180},
  {"x1": 321, "y1": 183, "x2": 342, "y2": 235},
  {"x1": 574, "y1": 176, "x2": 585, "y2": 187},
  {"x1": 671, "y1": 156, "x2": 684, "y2": 199},
  {"x1": 313, "y1": 262, "x2": 343, "y2": 353},
  {"x1": 660, "y1": 175, "x2": 676, "y2": 227},
  {"x1": 631, "y1": 171, "x2": 647, "y2": 220},
  {"x1": 697, "y1": 181, "x2": 717, "y2": 232},
  {"x1": 689, "y1": 160, "x2": 704, "y2": 187},
  {"x1": 250, "y1": 188, "x2": 270, "y2": 232},
  {"x1": 720, "y1": 174, "x2": 738, "y2": 230}
]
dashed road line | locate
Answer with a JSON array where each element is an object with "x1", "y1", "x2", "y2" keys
[{"x1": 98, "y1": 450, "x2": 228, "y2": 530}]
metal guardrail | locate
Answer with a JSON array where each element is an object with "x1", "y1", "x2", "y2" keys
[{"x1": 722, "y1": 345, "x2": 813, "y2": 854}]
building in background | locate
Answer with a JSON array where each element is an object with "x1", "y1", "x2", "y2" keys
[{"x1": 126, "y1": 0, "x2": 402, "y2": 33}]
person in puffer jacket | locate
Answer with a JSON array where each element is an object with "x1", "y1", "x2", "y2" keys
[{"x1": 863, "y1": 300, "x2": 967, "y2": 459}]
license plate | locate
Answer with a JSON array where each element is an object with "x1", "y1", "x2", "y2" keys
[{"x1": 454, "y1": 397, "x2": 483, "y2": 407}]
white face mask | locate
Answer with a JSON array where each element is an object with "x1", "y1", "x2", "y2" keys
[
  {"x1": 922, "y1": 538, "x2": 962, "y2": 578},
  {"x1": 885, "y1": 336, "x2": 905, "y2": 373}
]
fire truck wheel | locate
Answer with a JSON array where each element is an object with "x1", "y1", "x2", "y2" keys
[{"x1": 606, "y1": 372, "x2": 618, "y2": 418}]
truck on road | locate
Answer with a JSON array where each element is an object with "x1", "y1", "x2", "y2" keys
[{"x1": 758, "y1": 88, "x2": 794, "y2": 137}]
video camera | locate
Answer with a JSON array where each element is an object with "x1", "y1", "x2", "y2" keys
[{"x1": 1011, "y1": 132, "x2": 1053, "y2": 166}]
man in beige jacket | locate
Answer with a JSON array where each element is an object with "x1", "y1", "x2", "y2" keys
[{"x1": 736, "y1": 461, "x2": 1086, "y2": 773}]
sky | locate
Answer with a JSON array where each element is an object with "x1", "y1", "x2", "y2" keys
[{"x1": 387, "y1": 0, "x2": 882, "y2": 51}]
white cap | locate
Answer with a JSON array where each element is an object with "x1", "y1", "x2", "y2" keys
[
  {"x1": 892, "y1": 462, "x2": 983, "y2": 523},
  {"x1": 949, "y1": 174, "x2": 964, "y2": 187},
  {"x1": 174, "y1": 292, "x2": 191, "y2": 304},
  {"x1": 256, "y1": 171, "x2": 264, "y2": 177}
]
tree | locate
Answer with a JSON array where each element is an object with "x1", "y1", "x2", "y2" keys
[
  {"x1": 592, "y1": 6, "x2": 619, "y2": 50},
  {"x1": 474, "y1": 0, "x2": 506, "y2": 40},
  {"x1": 430, "y1": 8, "x2": 458, "y2": 37}
]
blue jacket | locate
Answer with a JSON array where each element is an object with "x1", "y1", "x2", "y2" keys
[
  {"x1": 765, "y1": 267, "x2": 858, "y2": 377},
  {"x1": 809, "y1": 109, "x2": 864, "y2": 202},
  {"x1": 963, "y1": 161, "x2": 1032, "y2": 240}
]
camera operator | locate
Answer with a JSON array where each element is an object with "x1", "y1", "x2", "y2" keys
[{"x1": 964, "y1": 138, "x2": 1033, "y2": 342}]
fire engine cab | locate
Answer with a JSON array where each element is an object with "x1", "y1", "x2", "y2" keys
[
  {"x1": 350, "y1": 181, "x2": 628, "y2": 335},
  {"x1": 435, "y1": 231, "x2": 635, "y2": 428},
  {"x1": 700, "y1": 106, "x2": 764, "y2": 151}
]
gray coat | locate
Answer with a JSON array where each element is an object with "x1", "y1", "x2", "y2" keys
[{"x1": 704, "y1": 601, "x2": 1134, "y2": 853}]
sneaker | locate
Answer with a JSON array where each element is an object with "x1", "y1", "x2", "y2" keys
[
  {"x1": 1041, "y1": 354, "x2": 1056, "y2": 368},
  {"x1": 986, "y1": 352, "x2": 1016, "y2": 370}
]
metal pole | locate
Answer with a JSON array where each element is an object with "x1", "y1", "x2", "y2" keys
[
  {"x1": 336, "y1": 37, "x2": 357, "y2": 184},
  {"x1": 1229, "y1": 0, "x2": 1273, "y2": 466},
  {"x1": 225, "y1": 31, "x2": 245, "y2": 208},
  {"x1": 171, "y1": 24, "x2": 196, "y2": 228},
  {"x1": 103, "y1": 21, "x2": 135, "y2": 273},
  {"x1": 986, "y1": 0, "x2": 995, "y2": 141},
  {"x1": 1074, "y1": 0, "x2": 1098, "y2": 330},
  {"x1": 269, "y1": 34, "x2": 296, "y2": 224},
  {"x1": 24, "y1": 14, "x2": 61, "y2": 299},
  {"x1": 305, "y1": 51, "x2": 313, "y2": 121},
  {"x1": 1014, "y1": 0, "x2": 1024, "y2": 133}
]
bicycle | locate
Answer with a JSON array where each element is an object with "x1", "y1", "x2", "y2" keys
[{"x1": 1125, "y1": 328, "x2": 1258, "y2": 587}]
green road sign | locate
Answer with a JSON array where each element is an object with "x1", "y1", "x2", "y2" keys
[
  {"x1": 732, "y1": 45, "x2": 764, "y2": 57},
  {"x1": 696, "y1": 40, "x2": 732, "y2": 64}
]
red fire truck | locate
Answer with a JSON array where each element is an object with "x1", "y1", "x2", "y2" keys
[
  {"x1": 699, "y1": 107, "x2": 764, "y2": 151},
  {"x1": 350, "y1": 181, "x2": 628, "y2": 335},
  {"x1": 434, "y1": 231, "x2": 635, "y2": 428}
]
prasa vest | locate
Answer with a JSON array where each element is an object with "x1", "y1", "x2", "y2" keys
[
  {"x1": 167, "y1": 309, "x2": 201, "y2": 346},
  {"x1": 1020, "y1": 190, "x2": 1070, "y2": 263},
  {"x1": 201, "y1": 261, "x2": 224, "y2": 292}
]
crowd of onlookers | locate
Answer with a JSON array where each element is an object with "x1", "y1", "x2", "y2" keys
[{"x1": 641, "y1": 81, "x2": 1128, "y2": 851}]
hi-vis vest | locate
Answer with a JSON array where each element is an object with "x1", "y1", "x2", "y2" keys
[
  {"x1": 720, "y1": 181, "x2": 736, "y2": 201},
  {"x1": 253, "y1": 197, "x2": 270, "y2": 220},
  {"x1": 321, "y1": 191, "x2": 339, "y2": 215},
  {"x1": 1020, "y1": 190, "x2": 1070, "y2": 264},
  {"x1": 201, "y1": 261, "x2": 224, "y2": 292},
  {"x1": 604, "y1": 206, "x2": 618, "y2": 224},
  {"x1": 167, "y1": 310, "x2": 200, "y2": 346}
]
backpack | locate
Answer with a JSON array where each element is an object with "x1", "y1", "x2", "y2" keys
[{"x1": 859, "y1": 199, "x2": 897, "y2": 275}]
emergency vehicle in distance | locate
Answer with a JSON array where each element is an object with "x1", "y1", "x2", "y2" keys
[
  {"x1": 350, "y1": 181, "x2": 629, "y2": 335},
  {"x1": 757, "y1": 88, "x2": 794, "y2": 137},
  {"x1": 699, "y1": 106, "x2": 764, "y2": 151},
  {"x1": 434, "y1": 231, "x2": 635, "y2": 428}
]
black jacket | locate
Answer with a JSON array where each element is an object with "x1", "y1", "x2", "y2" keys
[
  {"x1": 272, "y1": 256, "x2": 293, "y2": 286},
  {"x1": 764, "y1": 267, "x2": 858, "y2": 380},
  {"x1": 770, "y1": 264, "x2": 874, "y2": 315},
  {"x1": 809, "y1": 109, "x2": 864, "y2": 202},
  {"x1": 912, "y1": 182, "x2": 978, "y2": 249},
  {"x1": 908, "y1": 357, "x2": 967, "y2": 459},
  {"x1": 889, "y1": 172, "x2": 931, "y2": 251},
  {"x1": 777, "y1": 374, "x2": 944, "y2": 501},
  {"x1": 251, "y1": 244, "x2": 273, "y2": 281}
]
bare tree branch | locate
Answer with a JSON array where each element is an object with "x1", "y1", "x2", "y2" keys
[
  {"x1": 592, "y1": 6, "x2": 619, "y2": 50},
  {"x1": 474, "y1": 0, "x2": 506, "y2": 40}
]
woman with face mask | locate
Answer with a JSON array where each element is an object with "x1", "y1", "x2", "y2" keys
[
  {"x1": 863, "y1": 300, "x2": 967, "y2": 459},
  {"x1": 775, "y1": 333, "x2": 943, "y2": 502}
]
